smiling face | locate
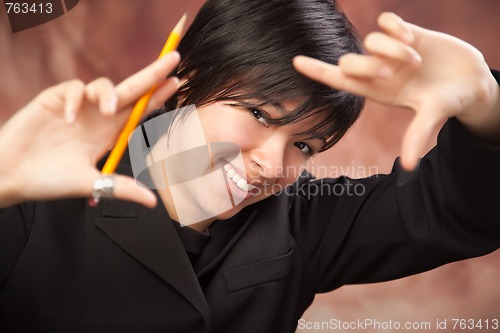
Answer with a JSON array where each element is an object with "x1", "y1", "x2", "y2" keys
[
  {"x1": 199, "y1": 100, "x2": 325, "y2": 215},
  {"x1": 157, "y1": 0, "x2": 366, "y2": 229},
  {"x1": 153, "y1": 99, "x2": 325, "y2": 228}
]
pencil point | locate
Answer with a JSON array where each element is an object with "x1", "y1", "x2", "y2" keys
[{"x1": 173, "y1": 12, "x2": 188, "y2": 35}]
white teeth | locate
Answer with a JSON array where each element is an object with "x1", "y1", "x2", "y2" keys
[
  {"x1": 238, "y1": 181, "x2": 257, "y2": 192},
  {"x1": 236, "y1": 179, "x2": 248, "y2": 191},
  {"x1": 224, "y1": 164, "x2": 256, "y2": 192}
]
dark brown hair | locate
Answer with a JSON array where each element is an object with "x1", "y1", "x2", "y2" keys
[{"x1": 153, "y1": 0, "x2": 365, "y2": 151}]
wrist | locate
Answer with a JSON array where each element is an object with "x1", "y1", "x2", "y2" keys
[
  {"x1": 457, "y1": 70, "x2": 500, "y2": 145},
  {"x1": 0, "y1": 158, "x2": 24, "y2": 208},
  {"x1": 0, "y1": 176, "x2": 22, "y2": 208}
]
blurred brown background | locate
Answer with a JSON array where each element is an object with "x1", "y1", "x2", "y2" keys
[{"x1": 0, "y1": 1, "x2": 499, "y2": 332}]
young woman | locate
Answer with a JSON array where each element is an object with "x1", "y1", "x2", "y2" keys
[{"x1": 0, "y1": 0, "x2": 498, "y2": 332}]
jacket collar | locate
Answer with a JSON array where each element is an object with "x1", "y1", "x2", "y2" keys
[{"x1": 93, "y1": 195, "x2": 212, "y2": 326}]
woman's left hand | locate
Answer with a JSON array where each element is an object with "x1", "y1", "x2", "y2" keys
[
  {"x1": 0, "y1": 53, "x2": 181, "y2": 208},
  {"x1": 293, "y1": 12, "x2": 500, "y2": 170}
]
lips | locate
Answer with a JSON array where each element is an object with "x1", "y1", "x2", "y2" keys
[{"x1": 223, "y1": 164, "x2": 256, "y2": 192}]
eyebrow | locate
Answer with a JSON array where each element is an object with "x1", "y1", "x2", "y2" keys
[
  {"x1": 239, "y1": 101, "x2": 327, "y2": 141},
  {"x1": 238, "y1": 99, "x2": 288, "y2": 117},
  {"x1": 271, "y1": 103, "x2": 328, "y2": 145},
  {"x1": 266, "y1": 102, "x2": 287, "y2": 117},
  {"x1": 227, "y1": 100, "x2": 328, "y2": 148},
  {"x1": 292, "y1": 132, "x2": 327, "y2": 145}
]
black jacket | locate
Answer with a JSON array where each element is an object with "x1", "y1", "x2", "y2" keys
[{"x1": 0, "y1": 115, "x2": 499, "y2": 332}]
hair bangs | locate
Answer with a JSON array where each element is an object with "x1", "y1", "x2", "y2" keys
[{"x1": 152, "y1": 0, "x2": 366, "y2": 151}]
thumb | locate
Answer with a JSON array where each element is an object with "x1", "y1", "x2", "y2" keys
[
  {"x1": 400, "y1": 111, "x2": 442, "y2": 171},
  {"x1": 110, "y1": 175, "x2": 158, "y2": 208}
]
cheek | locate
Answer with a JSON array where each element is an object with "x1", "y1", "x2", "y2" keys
[
  {"x1": 209, "y1": 126, "x2": 254, "y2": 149},
  {"x1": 252, "y1": 157, "x2": 307, "y2": 201},
  {"x1": 281, "y1": 150, "x2": 309, "y2": 184},
  {"x1": 198, "y1": 110, "x2": 254, "y2": 149}
]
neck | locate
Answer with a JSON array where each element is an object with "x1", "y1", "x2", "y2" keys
[{"x1": 157, "y1": 186, "x2": 216, "y2": 233}]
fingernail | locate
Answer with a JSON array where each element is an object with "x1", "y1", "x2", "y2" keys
[
  {"x1": 65, "y1": 104, "x2": 75, "y2": 124},
  {"x1": 178, "y1": 76, "x2": 188, "y2": 87},
  {"x1": 396, "y1": 159, "x2": 417, "y2": 186},
  {"x1": 292, "y1": 55, "x2": 309, "y2": 67},
  {"x1": 378, "y1": 66, "x2": 393, "y2": 78},
  {"x1": 412, "y1": 53, "x2": 422, "y2": 66},
  {"x1": 171, "y1": 76, "x2": 180, "y2": 86},
  {"x1": 410, "y1": 50, "x2": 422, "y2": 66},
  {"x1": 65, "y1": 113, "x2": 75, "y2": 125},
  {"x1": 107, "y1": 95, "x2": 118, "y2": 114},
  {"x1": 169, "y1": 51, "x2": 181, "y2": 62},
  {"x1": 143, "y1": 190, "x2": 157, "y2": 208},
  {"x1": 402, "y1": 30, "x2": 414, "y2": 44},
  {"x1": 398, "y1": 18, "x2": 414, "y2": 43}
]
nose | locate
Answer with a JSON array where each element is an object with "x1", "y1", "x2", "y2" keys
[{"x1": 248, "y1": 135, "x2": 286, "y2": 182}]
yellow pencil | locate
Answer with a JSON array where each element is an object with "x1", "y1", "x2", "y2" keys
[{"x1": 101, "y1": 13, "x2": 187, "y2": 175}]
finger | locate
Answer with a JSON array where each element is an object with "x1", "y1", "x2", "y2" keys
[
  {"x1": 115, "y1": 51, "x2": 181, "y2": 109},
  {"x1": 364, "y1": 32, "x2": 422, "y2": 67},
  {"x1": 112, "y1": 175, "x2": 157, "y2": 208},
  {"x1": 145, "y1": 76, "x2": 180, "y2": 112},
  {"x1": 293, "y1": 55, "x2": 342, "y2": 87},
  {"x1": 338, "y1": 53, "x2": 395, "y2": 79},
  {"x1": 400, "y1": 111, "x2": 442, "y2": 171},
  {"x1": 84, "y1": 78, "x2": 118, "y2": 115},
  {"x1": 377, "y1": 12, "x2": 414, "y2": 44},
  {"x1": 62, "y1": 80, "x2": 85, "y2": 124},
  {"x1": 29, "y1": 80, "x2": 83, "y2": 123},
  {"x1": 293, "y1": 55, "x2": 375, "y2": 97}
]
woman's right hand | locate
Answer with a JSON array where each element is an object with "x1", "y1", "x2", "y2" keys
[
  {"x1": 293, "y1": 13, "x2": 500, "y2": 170},
  {"x1": 0, "y1": 52, "x2": 181, "y2": 208}
]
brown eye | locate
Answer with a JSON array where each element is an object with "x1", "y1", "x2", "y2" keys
[
  {"x1": 294, "y1": 141, "x2": 313, "y2": 155},
  {"x1": 250, "y1": 108, "x2": 269, "y2": 127}
]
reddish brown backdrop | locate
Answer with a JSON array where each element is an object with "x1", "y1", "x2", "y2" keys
[{"x1": 0, "y1": 1, "x2": 498, "y2": 332}]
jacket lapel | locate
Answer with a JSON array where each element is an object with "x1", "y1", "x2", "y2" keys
[{"x1": 93, "y1": 192, "x2": 211, "y2": 327}]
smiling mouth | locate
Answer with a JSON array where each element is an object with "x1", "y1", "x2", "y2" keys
[{"x1": 223, "y1": 164, "x2": 256, "y2": 192}]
